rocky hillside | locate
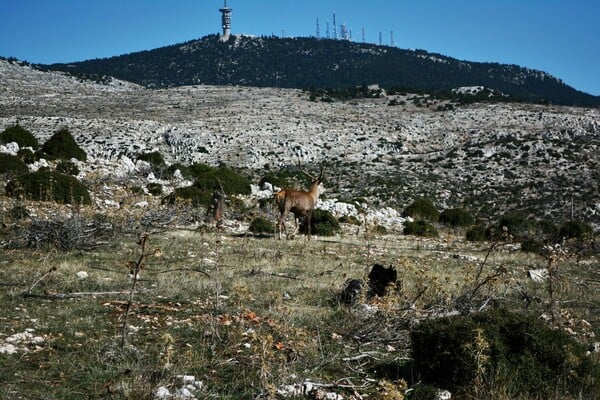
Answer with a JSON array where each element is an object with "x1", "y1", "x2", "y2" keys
[
  {"x1": 1, "y1": 59, "x2": 599, "y2": 227},
  {"x1": 37, "y1": 35, "x2": 600, "y2": 107}
]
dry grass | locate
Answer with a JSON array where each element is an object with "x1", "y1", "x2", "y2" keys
[{"x1": 0, "y1": 205, "x2": 598, "y2": 399}]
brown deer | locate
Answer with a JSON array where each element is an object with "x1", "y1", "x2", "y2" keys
[{"x1": 275, "y1": 165, "x2": 324, "y2": 240}]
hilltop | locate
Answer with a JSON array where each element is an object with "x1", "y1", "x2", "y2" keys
[{"x1": 38, "y1": 35, "x2": 600, "y2": 108}]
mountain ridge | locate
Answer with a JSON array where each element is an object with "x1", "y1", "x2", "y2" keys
[{"x1": 37, "y1": 35, "x2": 599, "y2": 108}]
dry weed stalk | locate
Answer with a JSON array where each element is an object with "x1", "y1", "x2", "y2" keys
[{"x1": 120, "y1": 231, "x2": 160, "y2": 348}]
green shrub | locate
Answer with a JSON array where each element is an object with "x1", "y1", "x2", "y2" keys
[
  {"x1": 130, "y1": 186, "x2": 144, "y2": 195},
  {"x1": 403, "y1": 219, "x2": 438, "y2": 237},
  {"x1": 300, "y1": 209, "x2": 340, "y2": 236},
  {"x1": 439, "y1": 208, "x2": 474, "y2": 227},
  {"x1": 6, "y1": 170, "x2": 91, "y2": 205},
  {"x1": 249, "y1": 217, "x2": 275, "y2": 234},
  {"x1": 497, "y1": 212, "x2": 534, "y2": 239},
  {"x1": 466, "y1": 225, "x2": 490, "y2": 242},
  {"x1": 163, "y1": 186, "x2": 211, "y2": 207},
  {"x1": 41, "y1": 127, "x2": 86, "y2": 161},
  {"x1": 338, "y1": 215, "x2": 360, "y2": 225},
  {"x1": 403, "y1": 197, "x2": 440, "y2": 222},
  {"x1": 56, "y1": 160, "x2": 79, "y2": 176},
  {"x1": 17, "y1": 148, "x2": 36, "y2": 164},
  {"x1": 520, "y1": 239, "x2": 542, "y2": 254},
  {"x1": 146, "y1": 183, "x2": 163, "y2": 196},
  {"x1": 559, "y1": 220, "x2": 593, "y2": 240},
  {"x1": 0, "y1": 153, "x2": 28, "y2": 175},
  {"x1": 193, "y1": 166, "x2": 251, "y2": 196},
  {"x1": 411, "y1": 308, "x2": 600, "y2": 398},
  {"x1": 137, "y1": 151, "x2": 165, "y2": 169},
  {"x1": 0, "y1": 125, "x2": 39, "y2": 150},
  {"x1": 371, "y1": 224, "x2": 388, "y2": 235}
]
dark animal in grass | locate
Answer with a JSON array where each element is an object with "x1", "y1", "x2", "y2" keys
[{"x1": 339, "y1": 263, "x2": 398, "y2": 305}]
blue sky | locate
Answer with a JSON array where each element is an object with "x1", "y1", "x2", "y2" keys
[{"x1": 1, "y1": 0, "x2": 599, "y2": 95}]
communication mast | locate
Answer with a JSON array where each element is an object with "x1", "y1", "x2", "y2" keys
[
  {"x1": 219, "y1": 0, "x2": 232, "y2": 40},
  {"x1": 316, "y1": 18, "x2": 320, "y2": 38},
  {"x1": 390, "y1": 30, "x2": 395, "y2": 46},
  {"x1": 332, "y1": 11, "x2": 337, "y2": 39},
  {"x1": 362, "y1": 27, "x2": 365, "y2": 43}
]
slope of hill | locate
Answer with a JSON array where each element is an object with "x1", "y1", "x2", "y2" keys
[
  {"x1": 39, "y1": 35, "x2": 600, "y2": 108},
  {"x1": 2, "y1": 59, "x2": 599, "y2": 227}
]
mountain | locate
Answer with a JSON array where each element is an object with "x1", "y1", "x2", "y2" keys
[{"x1": 39, "y1": 35, "x2": 599, "y2": 108}]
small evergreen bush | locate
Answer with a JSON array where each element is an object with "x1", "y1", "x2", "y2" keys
[
  {"x1": 0, "y1": 125, "x2": 39, "y2": 150},
  {"x1": 520, "y1": 239, "x2": 543, "y2": 254},
  {"x1": 497, "y1": 212, "x2": 534, "y2": 239},
  {"x1": 249, "y1": 217, "x2": 275, "y2": 234},
  {"x1": 559, "y1": 220, "x2": 593, "y2": 240},
  {"x1": 402, "y1": 197, "x2": 440, "y2": 222},
  {"x1": 17, "y1": 148, "x2": 36, "y2": 164},
  {"x1": 299, "y1": 209, "x2": 340, "y2": 236},
  {"x1": 411, "y1": 308, "x2": 600, "y2": 398},
  {"x1": 0, "y1": 153, "x2": 28, "y2": 175},
  {"x1": 137, "y1": 151, "x2": 165, "y2": 169},
  {"x1": 56, "y1": 160, "x2": 80, "y2": 176},
  {"x1": 466, "y1": 225, "x2": 490, "y2": 242},
  {"x1": 41, "y1": 127, "x2": 86, "y2": 161},
  {"x1": 439, "y1": 208, "x2": 474, "y2": 227},
  {"x1": 163, "y1": 186, "x2": 211, "y2": 207},
  {"x1": 6, "y1": 170, "x2": 91, "y2": 205},
  {"x1": 403, "y1": 219, "x2": 438, "y2": 237},
  {"x1": 193, "y1": 166, "x2": 251, "y2": 196},
  {"x1": 146, "y1": 183, "x2": 163, "y2": 196}
]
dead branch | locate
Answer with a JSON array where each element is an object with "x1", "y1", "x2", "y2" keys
[{"x1": 149, "y1": 268, "x2": 210, "y2": 277}]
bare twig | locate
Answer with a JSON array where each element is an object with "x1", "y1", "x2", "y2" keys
[
  {"x1": 150, "y1": 268, "x2": 210, "y2": 277},
  {"x1": 26, "y1": 266, "x2": 57, "y2": 294},
  {"x1": 120, "y1": 232, "x2": 150, "y2": 349}
]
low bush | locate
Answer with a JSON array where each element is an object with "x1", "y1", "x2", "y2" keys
[
  {"x1": 249, "y1": 217, "x2": 275, "y2": 235},
  {"x1": 163, "y1": 186, "x2": 211, "y2": 207},
  {"x1": 56, "y1": 160, "x2": 80, "y2": 176},
  {"x1": 466, "y1": 225, "x2": 490, "y2": 242},
  {"x1": 497, "y1": 212, "x2": 535, "y2": 239},
  {"x1": 0, "y1": 153, "x2": 28, "y2": 175},
  {"x1": 402, "y1": 197, "x2": 440, "y2": 222},
  {"x1": 41, "y1": 127, "x2": 87, "y2": 161},
  {"x1": 146, "y1": 183, "x2": 163, "y2": 196},
  {"x1": 439, "y1": 208, "x2": 474, "y2": 227},
  {"x1": 138, "y1": 151, "x2": 165, "y2": 169},
  {"x1": 338, "y1": 215, "x2": 361, "y2": 225},
  {"x1": 193, "y1": 166, "x2": 251, "y2": 196},
  {"x1": 411, "y1": 308, "x2": 600, "y2": 398},
  {"x1": 520, "y1": 239, "x2": 542, "y2": 254},
  {"x1": 299, "y1": 209, "x2": 340, "y2": 236},
  {"x1": 17, "y1": 148, "x2": 36, "y2": 164},
  {"x1": 403, "y1": 219, "x2": 438, "y2": 237},
  {"x1": 0, "y1": 124, "x2": 39, "y2": 150},
  {"x1": 5, "y1": 170, "x2": 91, "y2": 205},
  {"x1": 559, "y1": 220, "x2": 593, "y2": 240}
]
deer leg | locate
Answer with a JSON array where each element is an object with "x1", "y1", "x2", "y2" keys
[
  {"x1": 277, "y1": 212, "x2": 287, "y2": 240},
  {"x1": 306, "y1": 210, "x2": 312, "y2": 240}
]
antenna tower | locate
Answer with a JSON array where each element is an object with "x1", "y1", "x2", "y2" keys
[
  {"x1": 379, "y1": 32, "x2": 382, "y2": 46},
  {"x1": 219, "y1": 0, "x2": 233, "y2": 40},
  {"x1": 390, "y1": 30, "x2": 395, "y2": 46},
  {"x1": 326, "y1": 19, "x2": 330, "y2": 38},
  {"x1": 332, "y1": 11, "x2": 337, "y2": 39},
  {"x1": 362, "y1": 27, "x2": 365, "y2": 42},
  {"x1": 316, "y1": 18, "x2": 320, "y2": 38}
]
